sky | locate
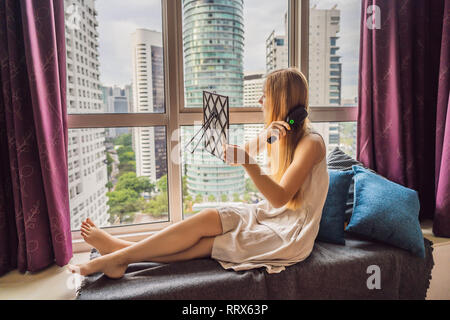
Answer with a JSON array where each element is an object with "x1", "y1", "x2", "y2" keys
[{"x1": 94, "y1": 0, "x2": 361, "y2": 100}]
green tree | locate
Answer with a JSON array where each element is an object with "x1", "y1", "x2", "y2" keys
[
  {"x1": 182, "y1": 175, "x2": 188, "y2": 195},
  {"x1": 105, "y1": 181, "x2": 114, "y2": 191},
  {"x1": 115, "y1": 172, "x2": 154, "y2": 194},
  {"x1": 118, "y1": 161, "x2": 135, "y2": 174},
  {"x1": 106, "y1": 189, "x2": 140, "y2": 219},
  {"x1": 114, "y1": 133, "x2": 132, "y2": 147},
  {"x1": 119, "y1": 151, "x2": 135, "y2": 164},
  {"x1": 233, "y1": 193, "x2": 240, "y2": 202},
  {"x1": 221, "y1": 194, "x2": 228, "y2": 202},
  {"x1": 106, "y1": 152, "x2": 114, "y2": 179},
  {"x1": 245, "y1": 178, "x2": 258, "y2": 193},
  {"x1": 117, "y1": 145, "x2": 133, "y2": 157},
  {"x1": 156, "y1": 174, "x2": 168, "y2": 192},
  {"x1": 208, "y1": 194, "x2": 216, "y2": 202},
  {"x1": 194, "y1": 194, "x2": 203, "y2": 203},
  {"x1": 142, "y1": 175, "x2": 169, "y2": 218}
]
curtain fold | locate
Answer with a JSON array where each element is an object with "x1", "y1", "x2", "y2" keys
[
  {"x1": 357, "y1": 0, "x2": 450, "y2": 237},
  {"x1": 0, "y1": 0, "x2": 72, "y2": 276},
  {"x1": 433, "y1": 0, "x2": 450, "y2": 237}
]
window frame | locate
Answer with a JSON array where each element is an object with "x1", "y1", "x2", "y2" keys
[{"x1": 69, "y1": 0, "x2": 357, "y2": 253}]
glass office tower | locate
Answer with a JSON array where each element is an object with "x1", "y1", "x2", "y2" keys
[
  {"x1": 183, "y1": 0, "x2": 245, "y2": 201},
  {"x1": 183, "y1": 0, "x2": 244, "y2": 107}
]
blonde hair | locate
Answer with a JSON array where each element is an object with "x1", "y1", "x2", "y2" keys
[{"x1": 264, "y1": 67, "x2": 312, "y2": 210}]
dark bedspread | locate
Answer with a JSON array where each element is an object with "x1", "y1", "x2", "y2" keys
[{"x1": 76, "y1": 234, "x2": 434, "y2": 300}]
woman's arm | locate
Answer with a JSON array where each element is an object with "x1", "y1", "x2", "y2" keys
[{"x1": 226, "y1": 134, "x2": 324, "y2": 208}]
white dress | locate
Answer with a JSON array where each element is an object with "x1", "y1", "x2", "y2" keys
[{"x1": 211, "y1": 154, "x2": 329, "y2": 274}]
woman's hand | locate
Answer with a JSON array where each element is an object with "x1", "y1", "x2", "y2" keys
[
  {"x1": 224, "y1": 143, "x2": 255, "y2": 166},
  {"x1": 264, "y1": 121, "x2": 291, "y2": 142}
]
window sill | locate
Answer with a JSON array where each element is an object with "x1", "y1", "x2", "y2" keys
[{"x1": 72, "y1": 224, "x2": 168, "y2": 253}]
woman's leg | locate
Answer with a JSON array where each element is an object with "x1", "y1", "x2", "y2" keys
[
  {"x1": 69, "y1": 209, "x2": 222, "y2": 277},
  {"x1": 80, "y1": 218, "x2": 215, "y2": 262},
  {"x1": 149, "y1": 236, "x2": 215, "y2": 263}
]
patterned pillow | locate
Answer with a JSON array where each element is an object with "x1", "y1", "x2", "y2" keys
[
  {"x1": 326, "y1": 147, "x2": 364, "y2": 223},
  {"x1": 326, "y1": 147, "x2": 378, "y2": 222}
]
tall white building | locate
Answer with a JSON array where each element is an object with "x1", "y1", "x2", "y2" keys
[
  {"x1": 243, "y1": 72, "x2": 266, "y2": 168},
  {"x1": 65, "y1": 0, "x2": 109, "y2": 230},
  {"x1": 309, "y1": 5, "x2": 341, "y2": 152},
  {"x1": 101, "y1": 85, "x2": 131, "y2": 138},
  {"x1": 131, "y1": 29, "x2": 167, "y2": 182},
  {"x1": 266, "y1": 32, "x2": 288, "y2": 74},
  {"x1": 243, "y1": 71, "x2": 265, "y2": 108},
  {"x1": 309, "y1": 5, "x2": 341, "y2": 106}
]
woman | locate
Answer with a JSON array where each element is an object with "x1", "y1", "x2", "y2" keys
[{"x1": 68, "y1": 68, "x2": 329, "y2": 278}]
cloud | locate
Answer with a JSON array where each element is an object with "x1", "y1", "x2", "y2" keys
[
  {"x1": 95, "y1": 0, "x2": 361, "y2": 99},
  {"x1": 96, "y1": 0, "x2": 162, "y2": 86},
  {"x1": 243, "y1": 1, "x2": 287, "y2": 72}
]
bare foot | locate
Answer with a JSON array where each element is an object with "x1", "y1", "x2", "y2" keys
[
  {"x1": 67, "y1": 254, "x2": 128, "y2": 279},
  {"x1": 80, "y1": 218, "x2": 131, "y2": 255}
]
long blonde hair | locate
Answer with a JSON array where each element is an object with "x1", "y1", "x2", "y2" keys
[{"x1": 264, "y1": 68, "x2": 312, "y2": 210}]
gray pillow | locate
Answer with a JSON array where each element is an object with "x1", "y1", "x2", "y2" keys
[{"x1": 326, "y1": 147, "x2": 374, "y2": 223}]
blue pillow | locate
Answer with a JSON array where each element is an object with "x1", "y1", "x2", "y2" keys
[
  {"x1": 317, "y1": 169, "x2": 354, "y2": 245},
  {"x1": 346, "y1": 165, "x2": 425, "y2": 258}
]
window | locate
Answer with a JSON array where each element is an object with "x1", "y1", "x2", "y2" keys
[
  {"x1": 64, "y1": 0, "x2": 169, "y2": 233},
  {"x1": 66, "y1": 0, "x2": 357, "y2": 248},
  {"x1": 330, "y1": 37, "x2": 337, "y2": 46}
]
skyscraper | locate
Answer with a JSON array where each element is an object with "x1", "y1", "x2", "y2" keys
[
  {"x1": 183, "y1": 0, "x2": 244, "y2": 108},
  {"x1": 182, "y1": 0, "x2": 245, "y2": 200},
  {"x1": 65, "y1": 0, "x2": 109, "y2": 230},
  {"x1": 308, "y1": 5, "x2": 341, "y2": 152},
  {"x1": 309, "y1": 5, "x2": 341, "y2": 106},
  {"x1": 243, "y1": 72, "x2": 266, "y2": 169},
  {"x1": 266, "y1": 31, "x2": 288, "y2": 74},
  {"x1": 131, "y1": 29, "x2": 167, "y2": 182},
  {"x1": 102, "y1": 85, "x2": 131, "y2": 138}
]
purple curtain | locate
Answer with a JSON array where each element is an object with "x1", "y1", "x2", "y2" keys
[
  {"x1": 357, "y1": 0, "x2": 450, "y2": 237},
  {"x1": 0, "y1": 0, "x2": 72, "y2": 276}
]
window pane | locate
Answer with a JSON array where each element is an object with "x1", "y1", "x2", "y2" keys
[
  {"x1": 309, "y1": 0, "x2": 361, "y2": 106},
  {"x1": 182, "y1": 0, "x2": 288, "y2": 108},
  {"x1": 311, "y1": 122, "x2": 357, "y2": 158},
  {"x1": 68, "y1": 127, "x2": 168, "y2": 231},
  {"x1": 181, "y1": 124, "x2": 265, "y2": 218},
  {"x1": 64, "y1": 0, "x2": 165, "y2": 114}
]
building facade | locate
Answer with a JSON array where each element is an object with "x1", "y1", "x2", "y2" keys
[
  {"x1": 243, "y1": 71, "x2": 265, "y2": 108},
  {"x1": 65, "y1": 0, "x2": 109, "y2": 230},
  {"x1": 266, "y1": 31, "x2": 288, "y2": 74}
]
